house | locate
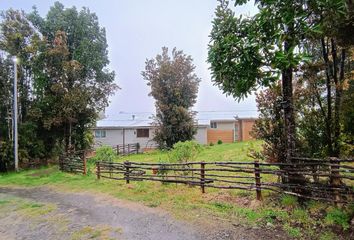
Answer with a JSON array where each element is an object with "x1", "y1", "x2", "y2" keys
[
  {"x1": 93, "y1": 112, "x2": 256, "y2": 151},
  {"x1": 206, "y1": 118, "x2": 256, "y2": 144}
]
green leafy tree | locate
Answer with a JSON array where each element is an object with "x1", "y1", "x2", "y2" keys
[
  {"x1": 208, "y1": 0, "x2": 309, "y2": 162},
  {"x1": 0, "y1": 2, "x2": 117, "y2": 171},
  {"x1": 142, "y1": 47, "x2": 200, "y2": 149},
  {"x1": 208, "y1": 0, "x2": 353, "y2": 161}
]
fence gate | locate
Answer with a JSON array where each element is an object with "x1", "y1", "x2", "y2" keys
[{"x1": 59, "y1": 150, "x2": 87, "y2": 175}]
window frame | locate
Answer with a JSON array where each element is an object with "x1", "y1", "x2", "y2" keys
[
  {"x1": 210, "y1": 122, "x2": 217, "y2": 129},
  {"x1": 95, "y1": 130, "x2": 106, "y2": 138},
  {"x1": 136, "y1": 128, "x2": 149, "y2": 138}
]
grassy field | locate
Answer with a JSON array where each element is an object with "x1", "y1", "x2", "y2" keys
[{"x1": 0, "y1": 141, "x2": 353, "y2": 239}]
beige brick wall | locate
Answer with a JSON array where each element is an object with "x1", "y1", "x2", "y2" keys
[
  {"x1": 207, "y1": 129, "x2": 234, "y2": 144},
  {"x1": 238, "y1": 119, "x2": 255, "y2": 141}
]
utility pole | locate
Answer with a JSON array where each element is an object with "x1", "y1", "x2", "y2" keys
[{"x1": 13, "y1": 56, "x2": 18, "y2": 171}]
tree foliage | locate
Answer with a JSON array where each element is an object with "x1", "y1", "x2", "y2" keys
[
  {"x1": 142, "y1": 47, "x2": 200, "y2": 149},
  {"x1": 0, "y1": 2, "x2": 117, "y2": 171},
  {"x1": 209, "y1": 0, "x2": 353, "y2": 161}
]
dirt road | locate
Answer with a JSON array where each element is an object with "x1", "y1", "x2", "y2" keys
[
  {"x1": 0, "y1": 187, "x2": 206, "y2": 240},
  {"x1": 0, "y1": 187, "x2": 287, "y2": 240}
]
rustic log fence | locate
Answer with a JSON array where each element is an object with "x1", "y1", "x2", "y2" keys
[
  {"x1": 115, "y1": 143, "x2": 139, "y2": 155},
  {"x1": 95, "y1": 157, "x2": 354, "y2": 203},
  {"x1": 59, "y1": 150, "x2": 87, "y2": 175}
]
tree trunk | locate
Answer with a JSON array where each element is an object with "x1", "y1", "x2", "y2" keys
[
  {"x1": 282, "y1": 40, "x2": 296, "y2": 163},
  {"x1": 321, "y1": 38, "x2": 333, "y2": 156},
  {"x1": 333, "y1": 48, "x2": 346, "y2": 156}
]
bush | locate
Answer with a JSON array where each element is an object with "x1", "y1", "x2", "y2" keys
[
  {"x1": 209, "y1": 142, "x2": 214, "y2": 146},
  {"x1": 168, "y1": 141, "x2": 203, "y2": 163},
  {"x1": 217, "y1": 139, "x2": 223, "y2": 145},
  {"x1": 90, "y1": 145, "x2": 116, "y2": 163}
]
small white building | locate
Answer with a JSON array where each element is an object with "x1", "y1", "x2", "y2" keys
[{"x1": 93, "y1": 112, "x2": 257, "y2": 151}]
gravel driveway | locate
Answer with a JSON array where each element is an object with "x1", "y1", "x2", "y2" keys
[
  {"x1": 0, "y1": 187, "x2": 203, "y2": 240},
  {"x1": 0, "y1": 187, "x2": 288, "y2": 240}
]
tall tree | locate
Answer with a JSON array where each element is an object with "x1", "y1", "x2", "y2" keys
[
  {"x1": 142, "y1": 47, "x2": 200, "y2": 149},
  {"x1": 208, "y1": 0, "x2": 353, "y2": 161},
  {"x1": 0, "y1": 2, "x2": 117, "y2": 171},
  {"x1": 27, "y1": 2, "x2": 117, "y2": 152}
]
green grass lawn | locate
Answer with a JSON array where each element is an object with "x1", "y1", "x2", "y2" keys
[
  {"x1": 117, "y1": 140, "x2": 262, "y2": 163},
  {"x1": 0, "y1": 141, "x2": 352, "y2": 240}
]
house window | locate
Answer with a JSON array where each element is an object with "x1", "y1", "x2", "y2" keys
[
  {"x1": 137, "y1": 128, "x2": 149, "y2": 138},
  {"x1": 95, "y1": 130, "x2": 106, "y2": 138},
  {"x1": 210, "y1": 122, "x2": 217, "y2": 129}
]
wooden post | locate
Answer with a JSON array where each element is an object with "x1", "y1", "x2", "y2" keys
[
  {"x1": 82, "y1": 151, "x2": 87, "y2": 175},
  {"x1": 122, "y1": 128, "x2": 125, "y2": 154},
  {"x1": 117, "y1": 145, "x2": 119, "y2": 155},
  {"x1": 59, "y1": 155, "x2": 63, "y2": 171},
  {"x1": 330, "y1": 157, "x2": 341, "y2": 203},
  {"x1": 125, "y1": 161, "x2": 130, "y2": 184},
  {"x1": 136, "y1": 143, "x2": 139, "y2": 154},
  {"x1": 200, "y1": 162, "x2": 205, "y2": 193},
  {"x1": 128, "y1": 144, "x2": 130, "y2": 154},
  {"x1": 97, "y1": 161, "x2": 101, "y2": 180},
  {"x1": 254, "y1": 160, "x2": 262, "y2": 201},
  {"x1": 109, "y1": 161, "x2": 113, "y2": 178}
]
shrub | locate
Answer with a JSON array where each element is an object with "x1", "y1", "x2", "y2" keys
[
  {"x1": 168, "y1": 141, "x2": 203, "y2": 163},
  {"x1": 209, "y1": 142, "x2": 214, "y2": 146},
  {"x1": 217, "y1": 139, "x2": 223, "y2": 145},
  {"x1": 90, "y1": 145, "x2": 116, "y2": 163}
]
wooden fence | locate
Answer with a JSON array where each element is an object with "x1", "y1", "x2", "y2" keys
[
  {"x1": 95, "y1": 157, "x2": 354, "y2": 203},
  {"x1": 115, "y1": 143, "x2": 139, "y2": 155},
  {"x1": 59, "y1": 150, "x2": 87, "y2": 175}
]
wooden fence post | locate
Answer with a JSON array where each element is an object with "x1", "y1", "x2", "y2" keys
[
  {"x1": 128, "y1": 144, "x2": 130, "y2": 154},
  {"x1": 59, "y1": 155, "x2": 63, "y2": 171},
  {"x1": 200, "y1": 162, "x2": 205, "y2": 193},
  {"x1": 254, "y1": 160, "x2": 262, "y2": 201},
  {"x1": 136, "y1": 143, "x2": 139, "y2": 154},
  {"x1": 96, "y1": 161, "x2": 101, "y2": 180},
  {"x1": 125, "y1": 161, "x2": 130, "y2": 184},
  {"x1": 82, "y1": 151, "x2": 87, "y2": 175},
  {"x1": 117, "y1": 145, "x2": 119, "y2": 155},
  {"x1": 109, "y1": 161, "x2": 113, "y2": 178},
  {"x1": 330, "y1": 157, "x2": 341, "y2": 203}
]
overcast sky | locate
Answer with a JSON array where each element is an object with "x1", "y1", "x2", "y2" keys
[{"x1": 1, "y1": 0, "x2": 258, "y2": 117}]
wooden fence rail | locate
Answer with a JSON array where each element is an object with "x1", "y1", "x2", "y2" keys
[
  {"x1": 95, "y1": 158, "x2": 354, "y2": 203},
  {"x1": 115, "y1": 143, "x2": 139, "y2": 155},
  {"x1": 59, "y1": 150, "x2": 87, "y2": 175}
]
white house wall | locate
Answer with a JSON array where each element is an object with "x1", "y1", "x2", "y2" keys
[
  {"x1": 194, "y1": 127, "x2": 207, "y2": 145},
  {"x1": 94, "y1": 126, "x2": 209, "y2": 149},
  {"x1": 93, "y1": 128, "x2": 156, "y2": 149},
  {"x1": 210, "y1": 121, "x2": 235, "y2": 130}
]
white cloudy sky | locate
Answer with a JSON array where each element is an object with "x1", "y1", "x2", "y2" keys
[{"x1": 1, "y1": 0, "x2": 258, "y2": 117}]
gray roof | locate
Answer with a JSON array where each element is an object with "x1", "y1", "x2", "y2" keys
[{"x1": 96, "y1": 111, "x2": 257, "y2": 128}]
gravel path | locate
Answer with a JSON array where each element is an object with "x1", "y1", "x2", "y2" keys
[
  {"x1": 0, "y1": 187, "x2": 288, "y2": 240},
  {"x1": 0, "y1": 187, "x2": 202, "y2": 240}
]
